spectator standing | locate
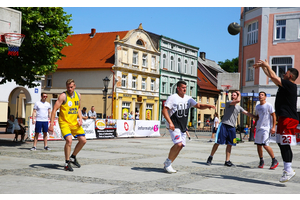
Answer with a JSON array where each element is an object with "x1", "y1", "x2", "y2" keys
[
  {"x1": 128, "y1": 111, "x2": 134, "y2": 120},
  {"x1": 31, "y1": 93, "x2": 51, "y2": 151},
  {"x1": 135, "y1": 109, "x2": 139, "y2": 120},
  {"x1": 209, "y1": 113, "x2": 219, "y2": 142}
]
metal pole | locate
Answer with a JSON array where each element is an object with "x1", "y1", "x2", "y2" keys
[
  {"x1": 103, "y1": 88, "x2": 107, "y2": 119},
  {"x1": 249, "y1": 90, "x2": 255, "y2": 141}
]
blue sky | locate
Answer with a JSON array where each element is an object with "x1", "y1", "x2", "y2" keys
[{"x1": 63, "y1": 7, "x2": 242, "y2": 63}]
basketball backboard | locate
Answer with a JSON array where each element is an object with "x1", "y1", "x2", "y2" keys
[
  {"x1": 217, "y1": 73, "x2": 240, "y2": 91},
  {"x1": 0, "y1": 7, "x2": 22, "y2": 44}
]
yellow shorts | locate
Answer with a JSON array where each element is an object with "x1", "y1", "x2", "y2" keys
[{"x1": 59, "y1": 123, "x2": 85, "y2": 139}]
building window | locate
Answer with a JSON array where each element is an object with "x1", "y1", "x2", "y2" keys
[
  {"x1": 177, "y1": 58, "x2": 181, "y2": 73},
  {"x1": 142, "y1": 54, "x2": 147, "y2": 67},
  {"x1": 46, "y1": 75, "x2": 52, "y2": 88},
  {"x1": 191, "y1": 61, "x2": 194, "y2": 75},
  {"x1": 170, "y1": 83, "x2": 174, "y2": 94},
  {"x1": 121, "y1": 75, "x2": 127, "y2": 88},
  {"x1": 136, "y1": 39, "x2": 144, "y2": 46},
  {"x1": 247, "y1": 21, "x2": 258, "y2": 45},
  {"x1": 207, "y1": 96, "x2": 209, "y2": 104},
  {"x1": 132, "y1": 76, "x2": 137, "y2": 89},
  {"x1": 271, "y1": 57, "x2": 292, "y2": 78},
  {"x1": 190, "y1": 86, "x2": 193, "y2": 96},
  {"x1": 162, "y1": 82, "x2": 166, "y2": 94},
  {"x1": 246, "y1": 60, "x2": 254, "y2": 81},
  {"x1": 132, "y1": 51, "x2": 138, "y2": 65},
  {"x1": 142, "y1": 78, "x2": 146, "y2": 90},
  {"x1": 170, "y1": 56, "x2": 174, "y2": 71},
  {"x1": 151, "y1": 56, "x2": 156, "y2": 69},
  {"x1": 184, "y1": 60, "x2": 188, "y2": 73},
  {"x1": 276, "y1": 20, "x2": 286, "y2": 40},
  {"x1": 123, "y1": 49, "x2": 128, "y2": 63},
  {"x1": 146, "y1": 104, "x2": 153, "y2": 120},
  {"x1": 162, "y1": 54, "x2": 167, "y2": 69},
  {"x1": 150, "y1": 79, "x2": 155, "y2": 91},
  {"x1": 122, "y1": 102, "x2": 130, "y2": 120}
]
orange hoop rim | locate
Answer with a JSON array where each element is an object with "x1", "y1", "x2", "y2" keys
[
  {"x1": 221, "y1": 85, "x2": 232, "y2": 91},
  {"x1": 4, "y1": 33, "x2": 25, "y2": 47}
]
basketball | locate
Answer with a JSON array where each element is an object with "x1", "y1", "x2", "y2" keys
[{"x1": 228, "y1": 22, "x2": 241, "y2": 35}]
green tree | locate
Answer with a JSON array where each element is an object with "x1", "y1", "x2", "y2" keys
[
  {"x1": 218, "y1": 57, "x2": 239, "y2": 73},
  {"x1": 0, "y1": 7, "x2": 73, "y2": 87}
]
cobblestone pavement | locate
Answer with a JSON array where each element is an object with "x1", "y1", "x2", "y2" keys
[{"x1": 1, "y1": 131, "x2": 300, "y2": 194}]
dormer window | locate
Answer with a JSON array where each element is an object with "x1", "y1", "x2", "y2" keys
[{"x1": 136, "y1": 39, "x2": 144, "y2": 46}]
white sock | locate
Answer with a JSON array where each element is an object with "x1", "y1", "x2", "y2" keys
[
  {"x1": 284, "y1": 162, "x2": 292, "y2": 173},
  {"x1": 164, "y1": 158, "x2": 172, "y2": 167}
]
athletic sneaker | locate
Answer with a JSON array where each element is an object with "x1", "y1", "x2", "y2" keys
[
  {"x1": 70, "y1": 157, "x2": 81, "y2": 168},
  {"x1": 279, "y1": 170, "x2": 296, "y2": 183},
  {"x1": 224, "y1": 160, "x2": 236, "y2": 167},
  {"x1": 207, "y1": 156, "x2": 213, "y2": 166},
  {"x1": 64, "y1": 162, "x2": 74, "y2": 172},
  {"x1": 44, "y1": 146, "x2": 51, "y2": 150},
  {"x1": 30, "y1": 147, "x2": 37, "y2": 151},
  {"x1": 258, "y1": 159, "x2": 264, "y2": 168},
  {"x1": 270, "y1": 159, "x2": 279, "y2": 170},
  {"x1": 164, "y1": 165, "x2": 177, "y2": 173}
]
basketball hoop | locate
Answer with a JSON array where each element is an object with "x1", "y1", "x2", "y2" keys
[
  {"x1": 4, "y1": 33, "x2": 25, "y2": 56},
  {"x1": 221, "y1": 85, "x2": 232, "y2": 95}
]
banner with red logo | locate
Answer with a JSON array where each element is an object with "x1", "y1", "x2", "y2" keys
[{"x1": 116, "y1": 120, "x2": 134, "y2": 137}]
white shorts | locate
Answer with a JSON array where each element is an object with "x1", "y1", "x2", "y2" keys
[
  {"x1": 254, "y1": 128, "x2": 270, "y2": 146},
  {"x1": 168, "y1": 128, "x2": 186, "y2": 147}
]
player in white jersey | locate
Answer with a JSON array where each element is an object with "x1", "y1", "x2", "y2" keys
[
  {"x1": 255, "y1": 91, "x2": 278, "y2": 169},
  {"x1": 162, "y1": 80, "x2": 216, "y2": 173}
]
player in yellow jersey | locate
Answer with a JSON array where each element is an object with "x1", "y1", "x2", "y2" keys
[{"x1": 48, "y1": 79, "x2": 86, "y2": 171}]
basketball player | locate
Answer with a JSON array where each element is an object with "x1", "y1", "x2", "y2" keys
[
  {"x1": 206, "y1": 91, "x2": 257, "y2": 167},
  {"x1": 254, "y1": 59, "x2": 299, "y2": 183},
  {"x1": 162, "y1": 80, "x2": 216, "y2": 173},
  {"x1": 48, "y1": 79, "x2": 86, "y2": 171},
  {"x1": 255, "y1": 91, "x2": 278, "y2": 169}
]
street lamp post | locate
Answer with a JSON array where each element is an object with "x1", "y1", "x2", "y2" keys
[
  {"x1": 249, "y1": 90, "x2": 255, "y2": 141},
  {"x1": 102, "y1": 76, "x2": 110, "y2": 119}
]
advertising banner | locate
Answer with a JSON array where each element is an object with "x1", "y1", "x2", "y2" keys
[
  {"x1": 95, "y1": 119, "x2": 117, "y2": 138},
  {"x1": 82, "y1": 119, "x2": 96, "y2": 139},
  {"x1": 135, "y1": 120, "x2": 160, "y2": 137},
  {"x1": 116, "y1": 120, "x2": 134, "y2": 137},
  {"x1": 28, "y1": 117, "x2": 62, "y2": 141}
]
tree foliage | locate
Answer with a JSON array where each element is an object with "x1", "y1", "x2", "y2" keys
[
  {"x1": 218, "y1": 57, "x2": 239, "y2": 73},
  {"x1": 0, "y1": 7, "x2": 73, "y2": 87}
]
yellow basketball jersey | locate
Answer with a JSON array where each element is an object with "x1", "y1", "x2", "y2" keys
[{"x1": 58, "y1": 91, "x2": 80, "y2": 127}]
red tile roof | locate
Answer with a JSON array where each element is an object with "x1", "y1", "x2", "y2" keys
[
  {"x1": 197, "y1": 67, "x2": 220, "y2": 92},
  {"x1": 56, "y1": 31, "x2": 129, "y2": 69}
]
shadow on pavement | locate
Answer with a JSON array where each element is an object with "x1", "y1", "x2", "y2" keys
[{"x1": 131, "y1": 167, "x2": 166, "y2": 173}]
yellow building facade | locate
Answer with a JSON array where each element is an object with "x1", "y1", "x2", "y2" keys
[{"x1": 113, "y1": 25, "x2": 160, "y2": 120}]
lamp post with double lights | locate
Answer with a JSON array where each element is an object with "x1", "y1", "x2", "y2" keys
[{"x1": 102, "y1": 76, "x2": 110, "y2": 119}]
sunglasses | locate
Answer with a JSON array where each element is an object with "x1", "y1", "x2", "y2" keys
[{"x1": 43, "y1": 96, "x2": 48, "y2": 98}]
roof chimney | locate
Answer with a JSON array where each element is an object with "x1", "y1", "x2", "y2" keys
[
  {"x1": 90, "y1": 28, "x2": 96, "y2": 38},
  {"x1": 200, "y1": 52, "x2": 206, "y2": 60}
]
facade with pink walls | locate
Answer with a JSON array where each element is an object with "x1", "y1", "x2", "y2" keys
[{"x1": 238, "y1": 7, "x2": 300, "y2": 125}]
